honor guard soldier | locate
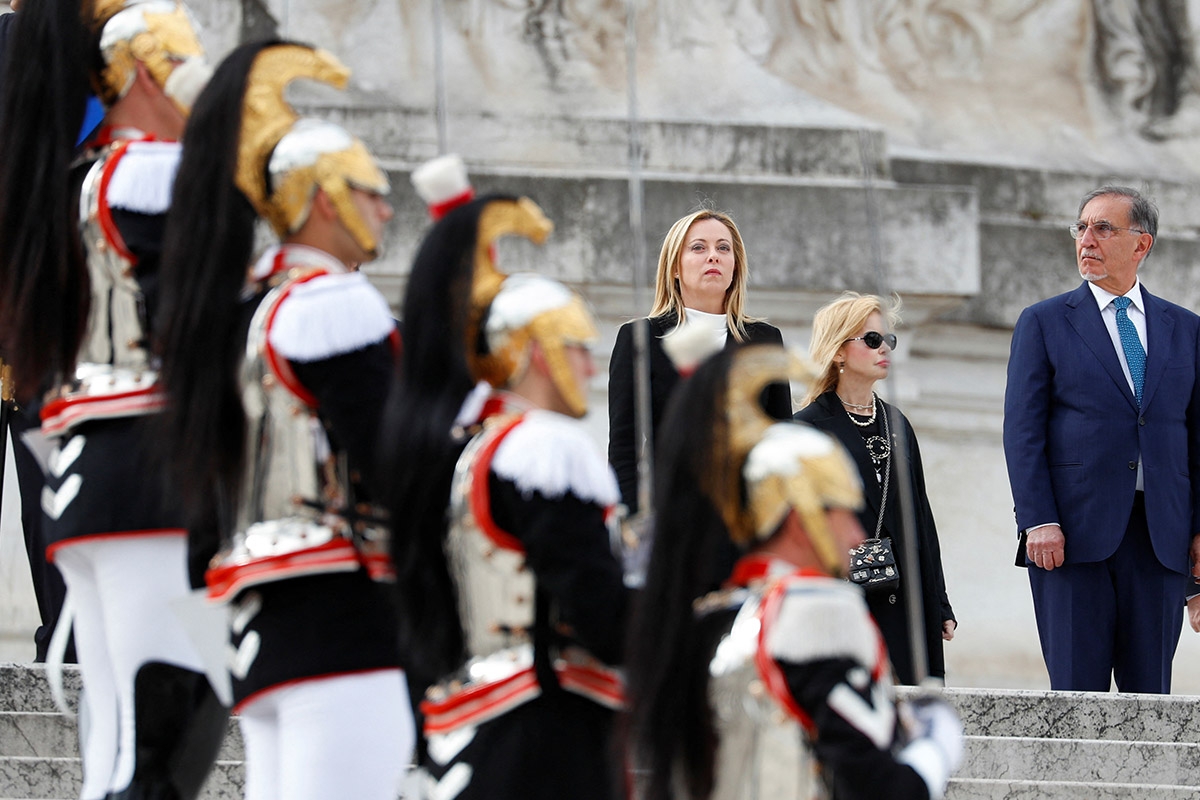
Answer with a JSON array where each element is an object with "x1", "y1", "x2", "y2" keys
[
  {"x1": 0, "y1": 2, "x2": 225, "y2": 797},
  {"x1": 155, "y1": 42, "x2": 412, "y2": 800},
  {"x1": 626, "y1": 345, "x2": 964, "y2": 800},
  {"x1": 383, "y1": 194, "x2": 629, "y2": 799}
]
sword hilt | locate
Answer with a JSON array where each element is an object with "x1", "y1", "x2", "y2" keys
[{"x1": 0, "y1": 360, "x2": 12, "y2": 405}]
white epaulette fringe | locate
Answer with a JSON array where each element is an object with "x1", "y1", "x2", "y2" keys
[
  {"x1": 491, "y1": 410, "x2": 620, "y2": 506},
  {"x1": 268, "y1": 272, "x2": 396, "y2": 362},
  {"x1": 765, "y1": 576, "x2": 881, "y2": 668},
  {"x1": 105, "y1": 141, "x2": 181, "y2": 214}
]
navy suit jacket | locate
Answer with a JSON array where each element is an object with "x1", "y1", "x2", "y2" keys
[{"x1": 1003, "y1": 281, "x2": 1200, "y2": 574}]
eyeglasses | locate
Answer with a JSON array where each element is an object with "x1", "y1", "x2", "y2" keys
[
  {"x1": 846, "y1": 331, "x2": 897, "y2": 350},
  {"x1": 1068, "y1": 221, "x2": 1145, "y2": 240}
]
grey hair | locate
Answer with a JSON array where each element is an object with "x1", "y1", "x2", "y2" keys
[{"x1": 1077, "y1": 185, "x2": 1158, "y2": 257}]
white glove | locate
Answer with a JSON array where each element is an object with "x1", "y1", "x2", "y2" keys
[{"x1": 897, "y1": 696, "x2": 964, "y2": 800}]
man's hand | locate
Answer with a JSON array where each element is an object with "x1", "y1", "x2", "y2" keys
[
  {"x1": 1189, "y1": 596, "x2": 1200, "y2": 633},
  {"x1": 1026, "y1": 525, "x2": 1066, "y2": 571},
  {"x1": 942, "y1": 619, "x2": 957, "y2": 641},
  {"x1": 1191, "y1": 533, "x2": 1200, "y2": 579}
]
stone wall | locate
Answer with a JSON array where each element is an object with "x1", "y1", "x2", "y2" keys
[{"x1": 9, "y1": 0, "x2": 1200, "y2": 694}]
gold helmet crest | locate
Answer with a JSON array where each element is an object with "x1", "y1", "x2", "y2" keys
[
  {"x1": 707, "y1": 345, "x2": 863, "y2": 574},
  {"x1": 743, "y1": 422, "x2": 863, "y2": 575},
  {"x1": 467, "y1": 197, "x2": 598, "y2": 418},
  {"x1": 91, "y1": 0, "x2": 210, "y2": 114},
  {"x1": 235, "y1": 44, "x2": 390, "y2": 255}
]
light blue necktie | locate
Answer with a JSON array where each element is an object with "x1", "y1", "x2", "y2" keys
[{"x1": 1113, "y1": 295, "x2": 1145, "y2": 406}]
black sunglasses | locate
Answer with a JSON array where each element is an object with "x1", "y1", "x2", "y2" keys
[{"x1": 845, "y1": 331, "x2": 897, "y2": 350}]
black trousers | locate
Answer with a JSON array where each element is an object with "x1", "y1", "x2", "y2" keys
[{"x1": 9, "y1": 405, "x2": 73, "y2": 662}]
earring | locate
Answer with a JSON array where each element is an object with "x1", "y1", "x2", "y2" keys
[{"x1": 838, "y1": 363, "x2": 845, "y2": 374}]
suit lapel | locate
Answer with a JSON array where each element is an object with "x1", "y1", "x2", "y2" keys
[
  {"x1": 1140, "y1": 286, "x2": 1172, "y2": 411},
  {"x1": 1064, "y1": 283, "x2": 1138, "y2": 412}
]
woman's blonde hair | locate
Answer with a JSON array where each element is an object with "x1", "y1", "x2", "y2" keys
[
  {"x1": 648, "y1": 209, "x2": 756, "y2": 342},
  {"x1": 802, "y1": 292, "x2": 902, "y2": 406}
]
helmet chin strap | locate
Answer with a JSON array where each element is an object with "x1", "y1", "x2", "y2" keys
[{"x1": 327, "y1": 181, "x2": 380, "y2": 259}]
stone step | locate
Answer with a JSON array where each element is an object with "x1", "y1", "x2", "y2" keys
[
  {"x1": 933, "y1": 687, "x2": 1200, "y2": 743},
  {"x1": 961, "y1": 735, "x2": 1200, "y2": 785},
  {"x1": 0, "y1": 758, "x2": 243, "y2": 800},
  {"x1": 0, "y1": 666, "x2": 79, "y2": 715},
  {"x1": 0, "y1": 712, "x2": 243, "y2": 761},
  {"x1": 946, "y1": 778, "x2": 1200, "y2": 799},
  {"x1": 0, "y1": 715, "x2": 76, "y2": 760}
]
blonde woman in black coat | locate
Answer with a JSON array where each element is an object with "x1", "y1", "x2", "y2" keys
[
  {"x1": 795, "y1": 292, "x2": 956, "y2": 685},
  {"x1": 608, "y1": 209, "x2": 790, "y2": 514}
]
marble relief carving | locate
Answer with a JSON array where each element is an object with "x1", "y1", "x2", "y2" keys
[
  {"x1": 1092, "y1": 0, "x2": 1200, "y2": 139},
  {"x1": 231, "y1": 0, "x2": 1200, "y2": 175}
]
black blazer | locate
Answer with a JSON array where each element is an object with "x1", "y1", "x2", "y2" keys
[
  {"x1": 607, "y1": 312, "x2": 791, "y2": 514},
  {"x1": 795, "y1": 390, "x2": 954, "y2": 684}
]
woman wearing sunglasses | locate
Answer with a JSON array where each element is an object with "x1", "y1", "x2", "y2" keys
[{"x1": 795, "y1": 292, "x2": 956, "y2": 685}]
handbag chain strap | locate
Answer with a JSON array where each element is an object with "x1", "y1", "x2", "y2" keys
[{"x1": 871, "y1": 403, "x2": 891, "y2": 540}]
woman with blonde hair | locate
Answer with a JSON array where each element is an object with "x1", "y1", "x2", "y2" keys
[
  {"x1": 795, "y1": 292, "x2": 956, "y2": 685},
  {"x1": 608, "y1": 208, "x2": 791, "y2": 513}
]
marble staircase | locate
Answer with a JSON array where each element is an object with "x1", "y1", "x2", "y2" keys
[
  {"x1": 925, "y1": 686, "x2": 1200, "y2": 799},
  {"x1": 1, "y1": 663, "x2": 1198, "y2": 799},
  {"x1": 0, "y1": 665, "x2": 243, "y2": 800}
]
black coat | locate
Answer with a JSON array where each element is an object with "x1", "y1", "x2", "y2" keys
[
  {"x1": 795, "y1": 391, "x2": 955, "y2": 684},
  {"x1": 608, "y1": 312, "x2": 792, "y2": 513}
]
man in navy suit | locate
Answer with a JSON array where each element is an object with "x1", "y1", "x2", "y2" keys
[{"x1": 1004, "y1": 185, "x2": 1200, "y2": 693}]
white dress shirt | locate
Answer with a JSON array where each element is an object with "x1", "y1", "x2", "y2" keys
[{"x1": 1089, "y1": 279, "x2": 1146, "y2": 491}]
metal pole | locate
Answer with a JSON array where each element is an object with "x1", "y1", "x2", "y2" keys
[
  {"x1": 432, "y1": 0, "x2": 448, "y2": 155},
  {"x1": 625, "y1": 0, "x2": 653, "y2": 519},
  {"x1": 857, "y1": 129, "x2": 930, "y2": 685}
]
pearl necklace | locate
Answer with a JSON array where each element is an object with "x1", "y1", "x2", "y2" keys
[
  {"x1": 841, "y1": 392, "x2": 876, "y2": 426},
  {"x1": 837, "y1": 392, "x2": 874, "y2": 412}
]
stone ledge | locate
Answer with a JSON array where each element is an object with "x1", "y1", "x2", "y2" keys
[
  {"x1": 0, "y1": 712, "x2": 242, "y2": 762},
  {"x1": 0, "y1": 666, "x2": 78, "y2": 715},
  {"x1": 0, "y1": 758, "x2": 243, "y2": 800},
  {"x1": 363, "y1": 168, "x2": 982, "y2": 308},
  {"x1": 295, "y1": 100, "x2": 892, "y2": 181},
  {"x1": 961, "y1": 735, "x2": 1200, "y2": 784},
  {"x1": 917, "y1": 687, "x2": 1200, "y2": 742},
  {"x1": 947, "y1": 778, "x2": 1200, "y2": 800}
]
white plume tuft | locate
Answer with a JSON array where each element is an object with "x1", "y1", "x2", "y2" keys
[
  {"x1": 661, "y1": 316, "x2": 723, "y2": 375},
  {"x1": 411, "y1": 154, "x2": 472, "y2": 211}
]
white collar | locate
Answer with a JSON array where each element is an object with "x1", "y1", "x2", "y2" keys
[
  {"x1": 683, "y1": 307, "x2": 727, "y2": 325},
  {"x1": 1088, "y1": 279, "x2": 1144, "y2": 314},
  {"x1": 249, "y1": 243, "x2": 349, "y2": 281}
]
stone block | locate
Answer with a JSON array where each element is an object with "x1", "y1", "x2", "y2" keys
[
  {"x1": 0, "y1": 757, "x2": 79, "y2": 800},
  {"x1": 947, "y1": 778, "x2": 1200, "y2": 799},
  {"x1": 962, "y1": 735, "x2": 1200, "y2": 784},
  {"x1": 0, "y1": 758, "x2": 243, "y2": 800},
  {"x1": 365, "y1": 168, "x2": 980, "y2": 314},
  {"x1": 0, "y1": 714, "x2": 77, "y2": 759},
  {"x1": 925, "y1": 687, "x2": 1200, "y2": 743},
  {"x1": 892, "y1": 157, "x2": 1200, "y2": 327},
  {"x1": 308, "y1": 103, "x2": 891, "y2": 181},
  {"x1": 0, "y1": 666, "x2": 80, "y2": 715}
]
